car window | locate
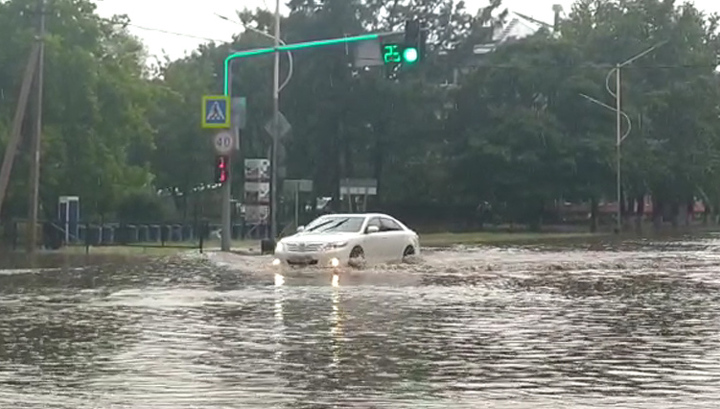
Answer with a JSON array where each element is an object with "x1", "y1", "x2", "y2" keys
[
  {"x1": 305, "y1": 216, "x2": 329, "y2": 229},
  {"x1": 380, "y1": 218, "x2": 402, "y2": 231},
  {"x1": 366, "y1": 217, "x2": 381, "y2": 232},
  {"x1": 305, "y1": 216, "x2": 365, "y2": 233}
]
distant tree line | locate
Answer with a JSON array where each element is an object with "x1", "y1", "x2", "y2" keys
[{"x1": 1, "y1": 0, "x2": 719, "y2": 232}]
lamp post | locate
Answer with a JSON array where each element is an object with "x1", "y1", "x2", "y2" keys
[
  {"x1": 603, "y1": 41, "x2": 666, "y2": 233},
  {"x1": 270, "y1": 0, "x2": 281, "y2": 241}
]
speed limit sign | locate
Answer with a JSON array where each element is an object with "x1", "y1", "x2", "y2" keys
[{"x1": 213, "y1": 131, "x2": 234, "y2": 154}]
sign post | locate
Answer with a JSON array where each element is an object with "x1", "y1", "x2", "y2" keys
[
  {"x1": 202, "y1": 95, "x2": 232, "y2": 251},
  {"x1": 340, "y1": 178, "x2": 377, "y2": 212},
  {"x1": 284, "y1": 179, "x2": 313, "y2": 229}
]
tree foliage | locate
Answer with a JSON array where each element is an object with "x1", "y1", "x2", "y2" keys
[{"x1": 1, "y1": 0, "x2": 719, "y2": 230}]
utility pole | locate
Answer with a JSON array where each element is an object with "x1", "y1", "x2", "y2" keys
[
  {"x1": 27, "y1": 0, "x2": 45, "y2": 253},
  {"x1": 269, "y1": 0, "x2": 281, "y2": 241},
  {"x1": 0, "y1": 45, "x2": 40, "y2": 218}
]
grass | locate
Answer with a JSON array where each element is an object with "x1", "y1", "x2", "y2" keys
[
  {"x1": 14, "y1": 232, "x2": 599, "y2": 257},
  {"x1": 419, "y1": 231, "x2": 604, "y2": 247}
]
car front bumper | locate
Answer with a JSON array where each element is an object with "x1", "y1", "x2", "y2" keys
[{"x1": 273, "y1": 247, "x2": 349, "y2": 268}]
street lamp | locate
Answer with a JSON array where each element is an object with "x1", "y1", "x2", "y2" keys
[
  {"x1": 604, "y1": 41, "x2": 666, "y2": 233},
  {"x1": 579, "y1": 93, "x2": 632, "y2": 141}
]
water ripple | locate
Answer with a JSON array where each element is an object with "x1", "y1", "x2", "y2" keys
[{"x1": 2, "y1": 237, "x2": 720, "y2": 407}]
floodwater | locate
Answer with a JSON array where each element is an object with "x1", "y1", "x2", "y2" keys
[{"x1": 2, "y1": 235, "x2": 720, "y2": 408}]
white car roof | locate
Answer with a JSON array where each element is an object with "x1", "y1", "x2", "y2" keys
[
  {"x1": 312, "y1": 213, "x2": 413, "y2": 231},
  {"x1": 319, "y1": 213, "x2": 393, "y2": 219}
]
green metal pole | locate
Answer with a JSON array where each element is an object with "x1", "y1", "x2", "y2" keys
[{"x1": 222, "y1": 32, "x2": 399, "y2": 95}]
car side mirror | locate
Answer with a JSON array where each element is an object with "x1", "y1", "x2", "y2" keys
[
  {"x1": 366, "y1": 225, "x2": 379, "y2": 234},
  {"x1": 297, "y1": 225, "x2": 305, "y2": 232}
]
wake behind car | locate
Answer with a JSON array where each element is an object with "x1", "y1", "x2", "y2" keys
[{"x1": 272, "y1": 213, "x2": 420, "y2": 268}]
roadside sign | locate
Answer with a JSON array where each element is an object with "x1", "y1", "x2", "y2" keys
[
  {"x1": 213, "y1": 131, "x2": 234, "y2": 154},
  {"x1": 231, "y1": 97, "x2": 247, "y2": 151},
  {"x1": 264, "y1": 111, "x2": 291, "y2": 139},
  {"x1": 231, "y1": 97, "x2": 247, "y2": 130},
  {"x1": 340, "y1": 178, "x2": 378, "y2": 196},
  {"x1": 284, "y1": 179, "x2": 314, "y2": 194},
  {"x1": 202, "y1": 95, "x2": 231, "y2": 128}
]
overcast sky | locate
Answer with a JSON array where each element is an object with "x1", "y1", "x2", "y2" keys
[{"x1": 94, "y1": 0, "x2": 720, "y2": 60}]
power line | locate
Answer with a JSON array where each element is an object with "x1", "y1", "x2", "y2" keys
[
  {"x1": 22, "y1": 7, "x2": 229, "y2": 43},
  {"x1": 120, "y1": 22, "x2": 229, "y2": 43},
  {"x1": 43, "y1": 12, "x2": 720, "y2": 70},
  {"x1": 98, "y1": 16, "x2": 228, "y2": 43},
  {"x1": 469, "y1": 63, "x2": 719, "y2": 69}
]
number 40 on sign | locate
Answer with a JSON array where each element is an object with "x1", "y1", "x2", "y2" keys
[{"x1": 214, "y1": 131, "x2": 234, "y2": 154}]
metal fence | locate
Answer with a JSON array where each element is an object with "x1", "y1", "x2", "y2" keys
[{"x1": 0, "y1": 219, "x2": 274, "y2": 253}]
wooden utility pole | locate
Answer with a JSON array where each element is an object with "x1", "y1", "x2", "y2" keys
[
  {"x1": 27, "y1": 0, "x2": 46, "y2": 253},
  {"x1": 0, "y1": 44, "x2": 40, "y2": 219}
]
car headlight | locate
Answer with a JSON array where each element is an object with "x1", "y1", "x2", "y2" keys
[
  {"x1": 321, "y1": 241, "x2": 348, "y2": 251},
  {"x1": 275, "y1": 242, "x2": 284, "y2": 252}
]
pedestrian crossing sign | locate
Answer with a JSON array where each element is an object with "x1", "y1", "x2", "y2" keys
[{"x1": 202, "y1": 95, "x2": 231, "y2": 128}]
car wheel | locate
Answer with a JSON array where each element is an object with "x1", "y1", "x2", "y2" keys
[
  {"x1": 402, "y1": 245, "x2": 415, "y2": 262},
  {"x1": 349, "y1": 246, "x2": 365, "y2": 269}
]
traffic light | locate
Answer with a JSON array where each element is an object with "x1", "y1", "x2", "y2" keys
[
  {"x1": 403, "y1": 20, "x2": 421, "y2": 64},
  {"x1": 214, "y1": 155, "x2": 229, "y2": 184},
  {"x1": 381, "y1": 20, "x2": 426, "y2": 78}
]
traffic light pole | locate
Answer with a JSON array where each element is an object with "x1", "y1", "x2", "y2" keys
[
  {"x1": 221, "y1": 157, "x2": 232, "y2": 251},
  {"x1": 221, "y1": 63, "x2": 234, "y2": 252},
  {"x1": 222, "y1": 30, "x2": 404, "y2": 94},
  {"x1": 221, "y1": 28, "x2": 406, "y2": 243}
]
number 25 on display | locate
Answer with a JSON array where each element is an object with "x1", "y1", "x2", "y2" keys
[{"x1": 382, "y1": 44, "x2": 401, "y2": 64}]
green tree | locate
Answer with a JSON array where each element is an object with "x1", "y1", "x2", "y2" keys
[
  {"x1": 0, "y1": 0, "x2": 157, "y2": 221},
  {"x1": 562, "y1": 0, "x2": 720, "y2": 227}
]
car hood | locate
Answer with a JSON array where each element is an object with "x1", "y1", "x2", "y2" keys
[{"x1": 281, "y1": 232, "x2": 359, "y2": 244}]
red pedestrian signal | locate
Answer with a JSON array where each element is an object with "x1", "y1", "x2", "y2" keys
[{"x1": 215, "y1": 155, "x2": 229, "y2": 184}]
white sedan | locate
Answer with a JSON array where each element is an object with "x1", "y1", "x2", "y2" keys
[{"x1": 272, "y1": 213, "x2": 420, "y2": 268}]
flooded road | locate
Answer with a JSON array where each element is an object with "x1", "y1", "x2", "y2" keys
[{"x1": 2, "y1": 235, "x2": 720, "y2": 408}]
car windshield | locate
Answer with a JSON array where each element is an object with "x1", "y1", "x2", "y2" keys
[{"x1": 304, "y1": 216, "x2": 365, "y2": 233}]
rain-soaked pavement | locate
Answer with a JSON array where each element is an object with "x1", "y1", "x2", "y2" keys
[{"x1": 2, "y1": 234, "x2": 720, "y2": 408}]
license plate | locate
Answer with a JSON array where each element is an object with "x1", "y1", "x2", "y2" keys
[{"x1": 288, "y1": 255, "x2": 312, "y2": 263}]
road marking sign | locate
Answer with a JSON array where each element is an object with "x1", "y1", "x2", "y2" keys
[
  {"x1": 213, "y1": 131, "x2": 234, "y2": 154},
  {"x1": 202, "y1": 95, "x2": 231, "y2": 128}
]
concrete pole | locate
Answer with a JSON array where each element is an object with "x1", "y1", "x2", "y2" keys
[{"x1": 269, "y1": 0, "x2": 281, "y2": 241}]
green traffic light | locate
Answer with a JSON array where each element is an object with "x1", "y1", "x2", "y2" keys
[{"x1": 403, "y1": 47, "x2": 419, "y2": 63}]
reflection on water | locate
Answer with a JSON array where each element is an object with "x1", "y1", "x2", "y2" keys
[
  {"x1": 2, "y1": 237, "x2": 720, "y2": 407},
  {"x1": 274, "y1": 273, "x2": 285, "y2": 365}
]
